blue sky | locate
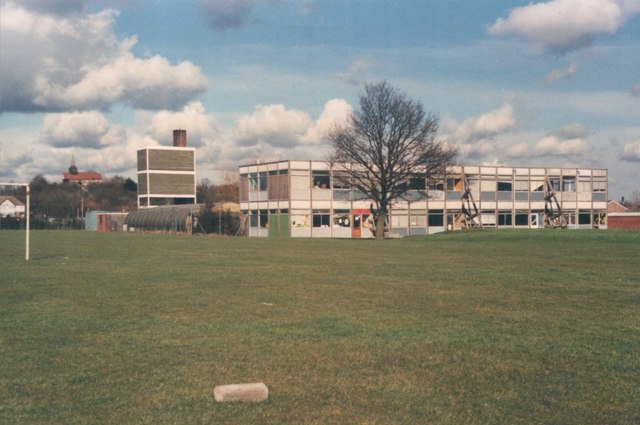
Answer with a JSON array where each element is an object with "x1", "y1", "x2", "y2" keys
[{"x1": 1, "y1": 0, "x2": 639, "y2": 200}]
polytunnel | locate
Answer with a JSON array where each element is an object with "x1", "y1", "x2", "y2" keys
[{"x1": 124, "y1": 205, "x2": 201, "y2": 233}]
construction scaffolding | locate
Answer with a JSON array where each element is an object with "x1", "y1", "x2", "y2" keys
[
  {"x1": 543, "y1": 177, "x2": 567, "y2": 229},
  {"x1": 461, "y1": 174, "x2": 482, "y2": 229}
]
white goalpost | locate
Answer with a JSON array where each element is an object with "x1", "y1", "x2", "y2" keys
[{"x1": 0, "y1": 182, "x2": 30, "y2": 260}]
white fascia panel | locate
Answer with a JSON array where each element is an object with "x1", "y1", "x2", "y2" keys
[{"x1": 311, "y1": 200, "x2": 331, "y2": 209}]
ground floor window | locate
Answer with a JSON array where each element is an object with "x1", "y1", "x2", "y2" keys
[
  {"x1": 428, "y1": 210, "x2": 444, "y2": 226},
  {"x1": 410, "y1": 210, "x2": 427, "y2": 227},
  {"x1": 391, "y1": 213, "x2": 408, "y2": 228},
  {"x1": 481, "y1": 211, "x2": 496, "y2": 227},
  {"x1": 333, "y1": 210, "x2": 351, "y2": 227},
  {"x1": 578, "y1": 211, "x2": 591, "y2": 225},
  {"x1": 498, "y1": 211, "x2": 512, "y2": 226},
  {"x1": 515, "y1": 212, "x2": 529, "y2": 226},
  {"x1": 260, "y1": 211, "x2": 269, "y2": 228},
  {"x1": 312, "y1": 209, "x2": 330, "y2": 227},
  {"x1": 291, "y1": 209, "x2": 310, "y2": 227}
]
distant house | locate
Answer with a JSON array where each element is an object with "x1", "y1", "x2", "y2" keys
[
  {"x1": 62, "y1": 155, "x2": 102, "y2": 187},
  {"x1": 607, "y1": 200, "x2": 640, "y2": 230},
  {"x1": 0, "y1": 196, "x2": 25, "y2": 218},
  {"x1": 607, "y1": 200, "x2": 628, "y2": 213}
]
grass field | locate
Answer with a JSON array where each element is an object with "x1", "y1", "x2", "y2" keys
[{"x1": 1, "y1": 229, "x2": 639, "y2": 424}]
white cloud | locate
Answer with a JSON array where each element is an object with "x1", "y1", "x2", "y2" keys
[
  {"x1": 444, "y1": 102, "x2": 517, "y2": 143},
  {"x1": 212, "y1": 98, "x2": 352, "y2": 168},
  {"x1": 456, "y1": 141, "x2": 496, "y2": 158},
  {"x1": 234, "y1": 104, "x2": 313, "y2": 148},
  {"x1": 554, "y1": 122, "x2": 589, "y2": 139},
  {"x1": 535, "y1": 135, "x2": 591, "y2": 156},
  {"x1": 632, "y1": 82, "x2": 640, "y2": 96},
  {"x1": 505, "y1": 142, "x2": 532, "y2": 158},
  {"x1": 135, "y1": 102, "x2": 219, "y2": 148},
  {"x1": 0, "y1": 2, "x2": 208, "y2": 112},
  {"x1": 300, "y1": 98, "x2": 352, "y2": 145},
  {"x1": 35, "y1": 51, "x2": 208, "y2": 111},
  {"x1": 41, "y1": 111, "x2": 110, "y2": 148},
  {"x1": 440, "y1": 103, "x2": 517, "y2": 161},
  {"x1": 488, "y1": 0, "x2": 640, "y2": 54},
  {"x1": 233, "y1": 98, "x2": 352, "y2": 149},
  {"x1": 621, "y1": 141, "x2": 640, "y2": 161}
]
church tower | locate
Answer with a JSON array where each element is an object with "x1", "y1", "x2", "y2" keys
[{"x1": 68, "y1": 153, "x2": 78, "y2": 175}]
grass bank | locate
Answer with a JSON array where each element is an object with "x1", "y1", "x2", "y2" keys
[{"x1": 1, "y1": 230, "x2": 638, "y2": 424}]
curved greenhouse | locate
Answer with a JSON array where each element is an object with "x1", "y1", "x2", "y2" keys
[{"x1": 125, "y1": 205, "x2": 201, "y2": 233}]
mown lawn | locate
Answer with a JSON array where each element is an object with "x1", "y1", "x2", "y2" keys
[{"x1": 1, "y1": 229, "x2": 638, "y2": 424}]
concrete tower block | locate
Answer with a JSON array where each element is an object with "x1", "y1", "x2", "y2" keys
[{"x1": 214, "y1": 382, "x2": 269, "y2": 403}]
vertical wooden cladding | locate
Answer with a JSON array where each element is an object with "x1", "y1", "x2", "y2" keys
[
  {"x1": 148, "y1": 150, "x2": 194, "y2": 171},
  {"x1": 149, "y1": 174, "x2": 195, "y2": 195},
  {"x1": 268, "y1": 172, "x2": 289, "y2": 200},
  {"x1": 137, "y1": 150, "x2": 147, "y2": 171},
  {"x1": 138, "y1": 174, "x2": 148, "y2": 193},
  {"x1": 239, "y1": 176, "x2": 249, "y2": 202}
]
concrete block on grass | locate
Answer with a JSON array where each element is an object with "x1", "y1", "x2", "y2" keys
[{"x1": 214, "y1": 382, "x2": 269, "y2": 403}]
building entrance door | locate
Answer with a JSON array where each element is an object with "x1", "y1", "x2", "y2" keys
[
  {"x1": 352, "y1": 214, "x2": 362, "y2": 238},
  {"x1": 351, "y1": 209, "x2": 369, "y2": 238}
]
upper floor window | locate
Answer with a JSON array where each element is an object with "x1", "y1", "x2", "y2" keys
[
  {"x1": 259, "y1": 173, "x2": 268, "y2": 191},
  {"x1": 409, "y1": 176, "x2": 426, "y2": 190},
  {"x1": 312, "y1": 171, "x2": 330, "y2": 189},
  {"x1": 562, "y1": 176, "x2": 576, "y2": 192}
]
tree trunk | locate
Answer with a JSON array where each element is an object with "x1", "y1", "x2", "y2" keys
[{"x1": 375, "y1": 214, "x2": 386, "y2": 240}]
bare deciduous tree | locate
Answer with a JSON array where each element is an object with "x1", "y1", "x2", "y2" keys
[{"x1": 327, "y1": 81, "x2": 456, "y2": 239}]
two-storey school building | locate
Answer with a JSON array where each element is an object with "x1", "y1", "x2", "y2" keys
[{"x1": 239, "y1": 160, "x2": 608, "y2": 238}]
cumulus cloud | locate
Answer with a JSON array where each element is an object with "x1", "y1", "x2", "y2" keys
[
  {"x1": 234, "y1": 104, "x2": 313, "y2": 148},
  {"x1": 621, "y1": 141, "x2": 640, "y2": 161},
  {"x1": 35, "y1": 51, "x2": 208, "y2": 111},
  {"x1": 488, "y1": 0, "x2": 640, "y2": 54},
  {"x1": 41, "y1": 111, "x2": 110, "y2": 148},
  {"x1": 135, "y1": 102, "x2": 219, "y2": 148},
  {"x1": 456, "y1": 141, "x2": 496, "y2": 159},
  {"x1": 334, "y1": 57, "x2": 374, "y2": 86},
  {"x1": 444, "y1": 103, "x2": 517, "y2": 144},
  {"x1": 541, "y1": 60, "x2": 578, "y2": 85},
  {"x1": 554, "y1": 122, "x2": 589, "y2": 139},
  {"x1": 233, "y1": 98, "x2": 352, "y2": 150},
  {"x1": 440, "y1": 103, "x2": 518, "y2": 161},
  {"x1": 300, "y1": 98, "x2": 352, "y2": 144},
  {"x1": 535, "y1": 135, "x2": 591, "y2": 156},
  {"x1": 0, "y1": 1, "x2": 208, "y2": 113},
  {"x1": 505, "y1": 142, "x2": 532, "y2": 158},
  {"x1": 505, "y1": 124, "x2": 592, "y2": 159}
]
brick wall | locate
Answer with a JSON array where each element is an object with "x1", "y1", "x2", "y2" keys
[{"x1": 608, "y1": 213, "x2": 640, "y2": 230}]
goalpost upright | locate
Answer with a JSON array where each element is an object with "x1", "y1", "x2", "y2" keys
[{"x1": 0, "y1": 182, "x2": 30, "y2": 260}]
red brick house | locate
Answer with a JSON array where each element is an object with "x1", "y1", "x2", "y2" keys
[{"x1": 607, "y1": 200, "x2": 640, "y2": 230}]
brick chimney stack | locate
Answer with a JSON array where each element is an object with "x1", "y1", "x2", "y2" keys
[{"x1": 173, "y1": 129, "x2": 187, "y2": 147}]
